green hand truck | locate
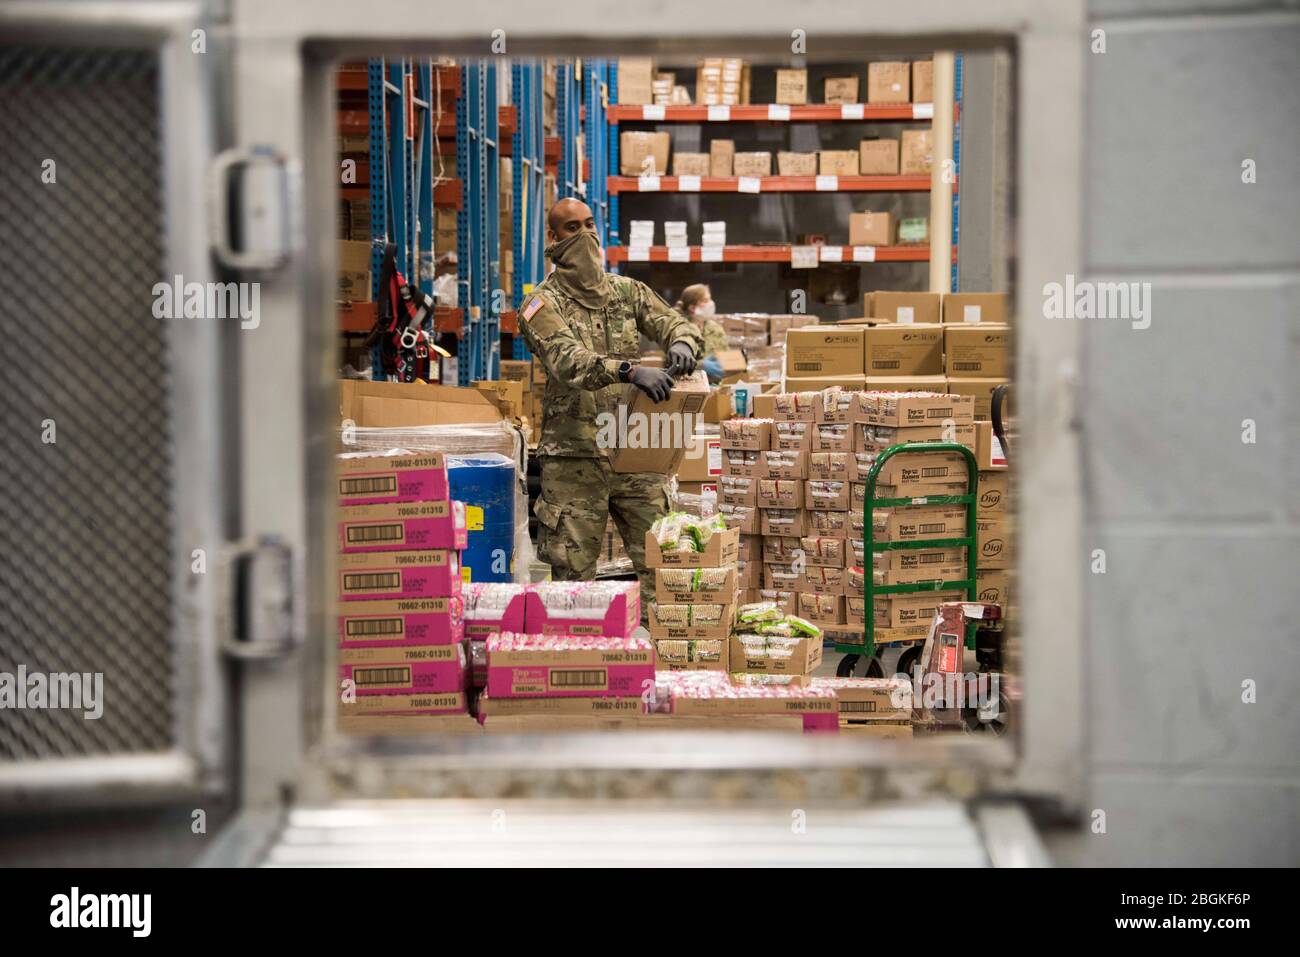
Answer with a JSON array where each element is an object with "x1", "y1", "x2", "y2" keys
[{"x1": 833, "y1": 441, "x2": 980, "y2": 679}]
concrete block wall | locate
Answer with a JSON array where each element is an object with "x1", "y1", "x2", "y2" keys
[{"x1": 1047, "y1": 0, "x2": 1300, "y2": 865}]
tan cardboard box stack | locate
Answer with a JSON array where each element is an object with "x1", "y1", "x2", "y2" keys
[
  {"x1": 973, "y1": 420, "x2": 1011, "y2": 608},
  {"x1": 648, "y1": 520, "x2": 742, "y2": 672},
  {"x1": 941, "y1": 292, "x2": 1011, "y2": 421},
  {"x1": 337, "y1": 240, "x2": 372, "y2": 302},
  {"x1": 617, "y1": 57, "x2": 656, "y2": 105},
  {"x1": 697, "y1": 58, "x2": 751, "y2": 106}
]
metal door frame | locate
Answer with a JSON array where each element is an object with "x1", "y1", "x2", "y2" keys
[
  {"x1": 0, "y1": 0, "x2": 230, "y2": 804},
  {"x1": 67, "y1": 0, "x2": 1080, "y2": 812}
]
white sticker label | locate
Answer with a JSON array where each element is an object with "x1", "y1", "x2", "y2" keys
[
  {"x1": 991, "y1": 435, "x2": 1007, "y2": 467},
  {"x1": 912, "y1": 102, "x2": 935, "y2": 120},
  {"x1": 667, "y1": 246, "x2": 691, "y2": 262},
  {"x1": 790, "y1": 245, "x2": 819, "y2": 269},
  {"x1": 840, "y1": 103, "x2": 865, "y2": 120},
  {"x1": 707, "y1": 105, "x2": 731, "y2": 122},
  {"x1": 642, "y1": 104, "x2": 665, "y2": 121},
  {"x1": 677, "y1": 174, "x2": 701, "y2": 192},
  {"x1": 818, "y1": 245, "x2": 843, "y2": 262},
  {"x1": 851, "y1": 245, "x2": 876, "y2": 262},
  {"x1": 964, "y1": 304, "x2": 982, "y2": 323},
  {"x1": 700, "y1": 246, "x2": 724, "y2": 262},
  {"x1": 911, "y1": 497, "x2": 929, "y2": 505},
  {"x1": 637, "y1": 174, "x2": 661, "y2": 192},
  {"x1": 815, "y1": 175, "x2": 839, "y2": 191},
  {"x1": 737, "y1": 176, "x2": 762, "y2": 194},
  {"x1": 706, "y1": 440, "x2": 723, "y2": 476},
  {"x1": 896, "y1": 306, "x2": 915, "y2": 324},
  {"x1": 767, "y1": 104, "x2": 791, "y2": 121},
  {"x1": 627, "y1": 246, "x2": 651, "y2": 262}
]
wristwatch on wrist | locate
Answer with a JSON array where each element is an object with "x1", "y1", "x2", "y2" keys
[{"x1": 617, "y1": 360, "x2": 633, "y2": 383}]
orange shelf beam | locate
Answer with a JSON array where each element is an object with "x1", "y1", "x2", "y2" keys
[
  {"x1": 607, "y1": 174, "x2": 939, "y2": 194},
  {"x1": 605, "y1": 244, "x2": 939, "y2": 264}
]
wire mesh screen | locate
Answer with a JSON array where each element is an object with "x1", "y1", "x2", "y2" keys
[{"x1": 0, "y1": 48, "x2": 177, "y2": 759}]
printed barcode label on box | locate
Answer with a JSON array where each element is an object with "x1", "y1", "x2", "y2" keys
[
  {"x1": 737, "y1": 176, "x2": 761, "y2": 193},
  {"x1": 897, "y1": 306, "x2": 915, "y2": 324},
  {"x1": 819, "y1": 245, "x2": 843, "y2": 262},
  {"x1": 642, "y1": 104, "x2": 665, "y2": 120},
  {"x1": 912, "y1": 102, "x2": 935, "y2": 119},
  {"x1": 707, "y1": 440, "x2": 722, "y2": 476},
  {"x1": 840, "y1": 103, "x2": 865, "y2": 120},
  {"x1": 964, "y1": 305, "x2": 982, "y2": 322},
  {"x1": 677, "y1": 174, "x2": 701, "y2": 192},
  {"x1": 707, "y1": 105, "x2": 731, "y2": 122},
  {"x1": 852, "y1": 245, "x2": 876, "y2": 262},
  {"x1": 637, "y1": 174, "x2": 661, "y2": 192},
  {"x1": 815, "y1": 175, "x2": 838, "y2": 191}
]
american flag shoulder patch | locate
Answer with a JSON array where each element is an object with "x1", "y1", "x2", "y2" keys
[{"x1": 521, "y1": 295, "x2": 545, "y2": 321}]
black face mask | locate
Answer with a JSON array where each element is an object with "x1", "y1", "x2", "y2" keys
[{"x1": 545, "y1": 230, "x2": 610, "y2": 309}]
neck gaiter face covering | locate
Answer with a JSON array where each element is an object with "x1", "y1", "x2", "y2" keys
[{"x1": 545, "y1": 230, "x2": 611, "y2": 309}]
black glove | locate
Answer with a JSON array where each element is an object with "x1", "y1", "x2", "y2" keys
[
  {"x1": 628, "y1": 365, "x2": 674, "y2": 403},
  {"x1": 666, "y1": 341, "x2": 697, "y2": 377}
]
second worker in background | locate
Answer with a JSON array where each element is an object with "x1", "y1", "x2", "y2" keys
[{"x1": 519, "y1": 198, "x2": 705, "y2": 619}]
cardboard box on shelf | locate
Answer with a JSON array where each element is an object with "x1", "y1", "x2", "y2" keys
[
  {"x1": 785, "y1": 324, "x2": 868, "y2": 377},
  {"x1": 974, "y1": 421, "x2": 1009, "y2": 470},
  {"x1": 868, "y1": 62, "x2": 910, "y2": 103},
  {"x1": 617, "y1": 57, "x2": 656, "y2": 105},
  {"x1": 872, "y1": 561, "x2": 968, "y2": 588},
  {"x1": 848, "y1": 211, "x2": 895, "y2": 247},
  {"x1": 945, "y1": 377, "x2": 1008, "y2": 421},
  {"x1": 900, "y1": 129, "x2": 933, "y2": 175},
  {"x1": 337, "y1": 240, "x2": 372, "y2": 301},
  {"x1": 870, "y1": 545, "x2": 966, "y2": 573},
  {"x1": 819, "y1": 150, "x2": 860, "y2": 177},
  {"x1": 977, "y1": 516, "x2": 1013, "y2": 569},
  {"x1": 730, "y1": 635, "x2": 822, "y2": 676},
  {"x1": 719, "y1": 474, "x2": 758, "y2": 507},
  {"x1": 943, "y1": 292, "x2": 1010, "y2": 325},
  {"x1": 865, "y1": 290, "x2": 942, "y2": 325},
  {"x1": 339, "y1": 379, "x2": 504, "y2": 429},
  {"x1": 759, "y1": 448, "x2": 807, "y2": 480},
  {"x1": 856, "y1": 421, "x2": 976, "y2": 452},
  {"x1": 653, "y1": 638, "x2": 729, "y2": 672},
  {"x1": 874, "y1": 590, "x2": 965, "y2": 629},
  {"x1": 648, "y1": 601, "x2": 736, "y2": 640},
  {"x1": 863, "y1": 322, "x2": 943, "y2": 376},
  {"x1": 859, "y1": 450, "x2": 969, "y2": 492},
  {"x1": 975, "y1": 568, "x2": 1011, "y2": 607},
  {"x1": 858, "y1": 138, "x2": 900, "y2": 176},
  {"x1": 805, "y1": 478, "x2": 851, "y2": 511},
  {"x1": 811, "y1": 422, "x2": 854, "y2": 452},
  {"x1": 709, "y1": 139, "x2": 735, "y2": 177},
  {"x1": 824, "y1": 76, "x2": 860, "y2": 104},
  {"x1": 672, "y1": 152, "x2": 711, "y2": 177},
  {"x1": 676, "y1": 434, "x2": 723, "y2": 482},
  {"x1": 654, "y1": 565, "x2": 738, "y2": 605},
  {"x1": 853, "y1": 390, "x2": 975, "y2": 427},
  {"x1": 797, "y1": 591, "x2": 845, "y2": 626},
  {"x1": 912, "y1": 60, "x2": 934, "y2": 103},
  {"x1": 645, "y1": 524, "x2": 741, "y2": 568},
  {"x1": 608, "y1": 377, "x2": 710, "y2": 474},
  {"x1": 787, "y1": 375, "x2": 869, "y2": 392},
  {"x1": 732, "y1": 151, "x2": 772, "y2": 177},
  {"x1": 619, "y1": 131, "x2": 671, "y2": 175},
  {"x1": 337, "y1": 596, "x2": 464, "y2": 649},
  {"x1": 760, "y1": 506, "x2": 807, "y2": 537},
  {"x1": 775, "y1": 68, "x2": 808, "y2": 104},
  {"x1": 777, "y1": 151, "x2": 818, "y2": 176},
  {"x1": 874, "y1": 505, "x2": 967, "y2": 542},
  {"x1": 944, "y1": 324, "x2": 1010, "y2": 378}
]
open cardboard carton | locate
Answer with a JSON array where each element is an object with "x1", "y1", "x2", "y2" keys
[{"x1": 645, "y1": 524, "x2": 740, "y2": 568}]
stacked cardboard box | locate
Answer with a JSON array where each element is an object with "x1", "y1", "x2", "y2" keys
[
  {"x1": 647, "y1": 519, "x2": 741, "y2": 671},
  {"x1": 812, "y1": 676, "x2": 914, "y2": 735},
  {"x1": 697, "y1": 58, "x2": 751, "y2": 106},
  {"x1": 651, "y1": 670, "x2": 839, "y2": 732},
  {"x1": 336, "y1": 452, "x2": 472, "y2": 721},
  {"x1": 617, "y1": 57, "x2": 656, "y2": 105}
]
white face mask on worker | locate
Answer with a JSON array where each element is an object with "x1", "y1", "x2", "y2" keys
[{"x1": 694, "y1": 301, "x2": 715, "y2": 318}]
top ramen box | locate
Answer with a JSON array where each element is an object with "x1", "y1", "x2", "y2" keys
[
  {"x1": 853, "y1": 391, "x2": 974, "y2": 428},
  {"x1": 338, "y1": 500, "x2": 469, "y2": 552},
  {"x1": 645, "y1": 524, "x2": 740, "y2": 568},
  {"x1": 336, "y1": 451, "x2": 450, "y2": 505}
]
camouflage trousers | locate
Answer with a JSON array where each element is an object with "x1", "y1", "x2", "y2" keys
[{"x1": 533, "y1": 456, "x2": 671, "y2": 622}]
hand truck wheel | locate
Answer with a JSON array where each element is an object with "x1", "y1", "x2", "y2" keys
[
  {"x1": 895, "y1": 644, "x2": 922, "y2": 679},
  {"x1": 962, "y1": 688, "x2": 1011, "y2": 737}
]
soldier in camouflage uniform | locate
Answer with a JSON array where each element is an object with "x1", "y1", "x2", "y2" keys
[
  {"x1": 675, "y1": 283, "x2": 728, "y2": 383},
  {"x1": 520, "y1": 198, "x2": 705, "y2": 619}
]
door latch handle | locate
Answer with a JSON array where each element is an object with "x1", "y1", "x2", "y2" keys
[
  {"x1": 219, "y1": 536, "x2": 301, "y2": 661},
  {"x1": 208, "y1": 145, "x2": 298, "y2": 271}
]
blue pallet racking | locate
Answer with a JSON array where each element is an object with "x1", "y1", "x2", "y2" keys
[{"x1": 510, "y1": 61, "x2": 547, "y2": 361}]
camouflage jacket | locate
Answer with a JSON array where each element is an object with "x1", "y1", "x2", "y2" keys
[
  {"x1": 699, "y1": 317, "x2": 729, "y2": 356},
  {"x1": 520, "y1": 273, "x2": 704, "y2": 458}
]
